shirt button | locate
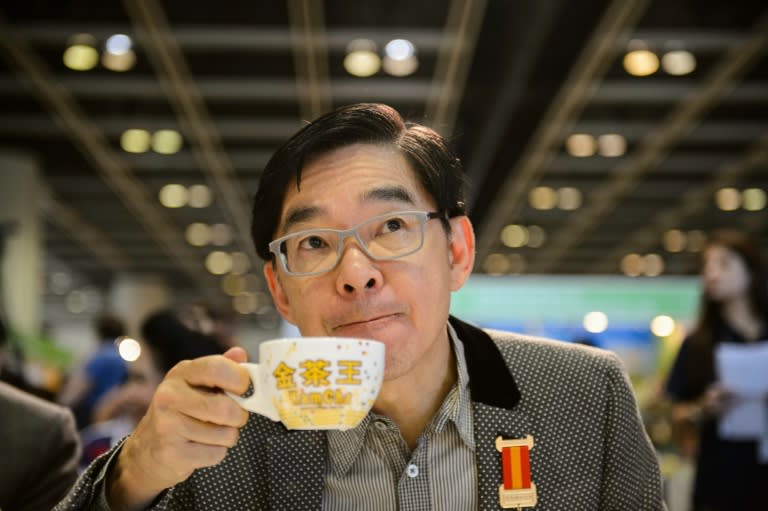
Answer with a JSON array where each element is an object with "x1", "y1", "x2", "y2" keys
[
  {"x1": 406, "y1": 464, "x2": 419, "y2": 478},
  {"x1": 373, "y1": 420, "x2": 387, "y2": 431}
]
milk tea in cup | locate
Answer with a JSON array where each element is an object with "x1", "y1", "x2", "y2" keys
[{"x1": 228, "y1": 337, "x2": 385, "y2": 430}]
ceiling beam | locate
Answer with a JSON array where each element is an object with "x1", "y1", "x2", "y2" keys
[
  {"x1": 0, "y1": 76, "x2": 436, "y2": 102},
  {"x1": 124, "y1": 0, "x2": 258, "y2": 269},
  {"x1": 426, "y1": 0, "x2": 487, "y2": 135},
  {"x1": 475, "y1": 0, "x2": 650, "y2": 259},
  {"x1": 287, "y1": 0, "x2": 332, "y2": 120},
  {"x1": 0, "y1": 13, "x2": 217, "y2": 298},
  {"x1": 13, "y1": 23, "x2": 448, "y2": 53},
  {"x1": 532, "y1": 11, "x2": 768, "y2": 273},
  {"x1": 39, "y1": 185, "x2": 132, "y2": 272}
]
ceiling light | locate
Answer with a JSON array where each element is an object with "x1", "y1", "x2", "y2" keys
[
  {"x1": 500, "y1": 224, "x2": 528, "y2": 248},
  {"x1": 152, "y1": 129, "x2": 183, "y2": 154},
  {"x1": 565, "y1": 133, "x2": 596, "y2": 157},
  {"x1": 210, "y1": 223, "x2": 233, "y2": 246},
  {"x1": 185, "y1": 222, "x2": 211, "y2": 246},
  {"x1": 529, "y1": 186, "x2": 558, "y2": 210},
  {"x1": 65, "y1": 290, "x2": 87, "y2": 314},
  {"x1": 159, "y1": 184, "x2": 188, "y2": 208},
  {"x1": 661, "y1": 50, "x2": 696, "y2": 76},
  {"x1": 597, "y1": 134, "x2": 627, "y2": 157},
  {"x1": 526, "y1": 225, "x2": 546, "y2": 248},
  {"x1": 650, "y1": 315, "x2": 675, "y2": 337},
  {"x1": 662, "y1": 229, "x2": 686, "y2": 253},
  {"x1": 715, "y1": 187, "x2": 741, "y2": 211},
  {"x1": 233, "y1": 292, "x2": 259, "y2": 314},
  {"x1": 643, "y1": 253, "x2": 664, "y2": 277},
  {"x1": 63, "y1": 34, "x2": 99, "y2": 71},
  {"x1": 344, "y1": 39, "x2": 380, "y2": 77},
  {"x1": 230, "y1": 251, "x2": 251, "y2": 275},
  {"x1": 623, "y1": 49, "x2": 659, "y2": 77},
  {"x1": 205, "y1": 251, "x2": 232, "y2": 275},
  {"x1": 221, "y1": 274, "x2": 245, "y2": 297},
  {"x1": 620, "y1": 253, "x2": 643, "y2": 277},
  {"x1": 105, "y1": 34, "x2": 132, "y2": 55},
  {"x1": 188, "y1": 184, "x2": 212, "y2": 208},
  {"x1": 583, "y1": 311, "x2": 608, "y2": 333},
  {"x1": 118, "y1": 337, "x2": 141, "y2": 362},
  {"x1": 482, "y1": 253, "x2": 510, "y2": 275},
  {"x1": 384, "y1": 39, "x2": 415, "y2": 60},
  {"x1": 50, "y1": 271, "x2": 73, "y2": 295},
  {"x1": 120, "y1": 128, "x2": 151, "y2": 153},
  {"x1": 742, "y1": 188, "x2": 766, "y2": 211},
  {"x1": 382, "y1": 39, "x2": 418, "y2": 77},
  {"x1": 101, "y1": 49, "x2": 136, "y2": 72},
  {"x1": 557, "y1": 187, "x2": 582, "y2": 210},
  {"x1": 382, "y1": 56, "x2": 419, "y2": 76}
]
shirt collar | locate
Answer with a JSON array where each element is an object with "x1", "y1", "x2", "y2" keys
[{"x1": 327, "y1": 322, "x2": 475, "y2": 477}]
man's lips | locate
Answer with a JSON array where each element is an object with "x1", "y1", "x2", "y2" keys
[{"x1": 330, "y1": 313, "x2": 402, "y2": 332}]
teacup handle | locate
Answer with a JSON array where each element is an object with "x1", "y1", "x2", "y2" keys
[{"x1": 226, "y1": 362, "x2": 281, "y2": 422}]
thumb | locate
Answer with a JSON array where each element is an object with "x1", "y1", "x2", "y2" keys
[{"x1": 223, "y1": 346, "x2": 249, "y2": 363}]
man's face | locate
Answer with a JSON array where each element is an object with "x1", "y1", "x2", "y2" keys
[{"x1": 264, "y1": 143, "x2": 474, "y2": 381}]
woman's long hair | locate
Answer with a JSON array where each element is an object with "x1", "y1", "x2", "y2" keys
[{"x1": 685, "y1": 230, "x2": 768, "y2": 392}]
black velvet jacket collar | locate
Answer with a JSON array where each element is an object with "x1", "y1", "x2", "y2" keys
[{"x1": 448, "y1": 315, "x2": 520, "y2": 410}]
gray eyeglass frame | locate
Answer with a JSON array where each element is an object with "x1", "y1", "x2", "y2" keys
[{"x1": 268, "y1": 210, "x2": 444, "y2": 276}]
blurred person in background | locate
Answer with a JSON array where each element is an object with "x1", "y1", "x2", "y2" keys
[
  {"x1": 57, "y1": 315, "x2": 128, "y2": 428},
  {"x1": 0, "y1": 316, "x2": 81, "y2": 511},
  {"x1": 79, "y1": 309, "x2": 224, "y2": 468},
  {"x1": 665, "y1": 229, "x2": 768, "y2": 511}
]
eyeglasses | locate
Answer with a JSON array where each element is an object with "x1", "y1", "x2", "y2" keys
[{"x1": 268, "y1": 210, "x2": 444, "y2": 276}]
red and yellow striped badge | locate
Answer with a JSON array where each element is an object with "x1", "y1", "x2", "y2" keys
[
  {"x1": 495, "y1": 435, "x2": 537, "y2": 509},
  {"x1": 501, "y1": 444, "x2": 531, "y2": 490}
]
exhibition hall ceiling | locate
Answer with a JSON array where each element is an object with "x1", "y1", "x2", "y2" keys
[{"x1": 0, "y1": 0, "x2": 766, "y2": 315}]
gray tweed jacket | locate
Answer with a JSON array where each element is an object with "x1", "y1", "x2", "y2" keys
[
  {"x1": 0, "y1": 381, "x2": 81, "y2": 511},
  {"x1": 55, "y1": 317, "x2": 665, "y2": 510}
]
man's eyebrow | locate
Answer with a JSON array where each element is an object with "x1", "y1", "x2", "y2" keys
[
  {"x1": 281, "y1": 205, "x2": 323, "y2": 233},
  {"x1": 363, "y1": 186, "x2": 416, "y2": 205}
]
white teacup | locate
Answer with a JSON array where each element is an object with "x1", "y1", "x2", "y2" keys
[{"x1": 228, "y1": 337, "x2": 385, "y2": 430}]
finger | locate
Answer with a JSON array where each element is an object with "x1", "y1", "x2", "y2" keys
[
  {"x1": 224, "y1": 346, "x2": 248, "y2": 363},
  {"x1": 155, "y1": 379, "x2": 249, "y2": 427},
  {"x1": 176, "y1": 414, "x2": 242, "y2": 448},
  {"x1": 169, "y1": 355, "x2": 250, "y2": 395}
]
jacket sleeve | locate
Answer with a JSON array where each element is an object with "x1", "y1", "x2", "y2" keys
[
  {"x1": 599, "y1": 353, "x2": 667, "y2": 510},
  {"x1": 14, "y1": 406, "x2": 81, "y2": 511},
  {"x1": 53, "y1": 439, "x2": 176, "y2": 511}
]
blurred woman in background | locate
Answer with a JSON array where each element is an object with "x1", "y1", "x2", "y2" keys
[{"x1": 665, "y1": 230, "x2": 768, "y2": 511}]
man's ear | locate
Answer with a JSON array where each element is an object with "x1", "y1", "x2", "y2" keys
[
  {"x1": 447, "y1": 215, "x2": 475, "y2": 291},
  {"x1": 263, "y1": 262, "x2": 297, "y2": 324}
]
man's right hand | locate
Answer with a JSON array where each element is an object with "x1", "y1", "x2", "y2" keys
[{"x1": 106, "y1": 347, "x2": 251, "y2": 511}]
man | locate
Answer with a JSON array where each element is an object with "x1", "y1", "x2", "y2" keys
[
  {"x1": 0, "y1": 318, "x2": 81, "y2": 511},
  {"x1": 56, "y1": 103, "x2": 665, "y2": 510}
]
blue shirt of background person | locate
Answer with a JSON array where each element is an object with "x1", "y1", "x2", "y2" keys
[{"x1": 58, "y1": 316, "x2": 128, "y2": 428}]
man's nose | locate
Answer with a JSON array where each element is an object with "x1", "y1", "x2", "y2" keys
[{"x1": 334, "y1": 242, "x2": 382, "y2": 295}]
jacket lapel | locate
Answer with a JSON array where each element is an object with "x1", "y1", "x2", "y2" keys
[
  {"x1": 266, "y1": 429, "x2": 327, "y2": 510},
  {"x1": 449, "y1": 317, "x2": 537, "y2": 510}
]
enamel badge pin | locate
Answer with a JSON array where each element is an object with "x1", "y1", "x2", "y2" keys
[{"x1": 495, "y1": 435, "x2": 537, "y2": 509}]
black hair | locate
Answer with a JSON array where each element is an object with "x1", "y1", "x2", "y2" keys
[
  {"x1": 251, "y1": 103, "x2": 467, "y2": 260},
  {"x1": 96, "y1": 315, "x2": 125, "y2": 342},
  {"x1": 140, "y1": 310, "x2": 222, "y2": 373}
]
